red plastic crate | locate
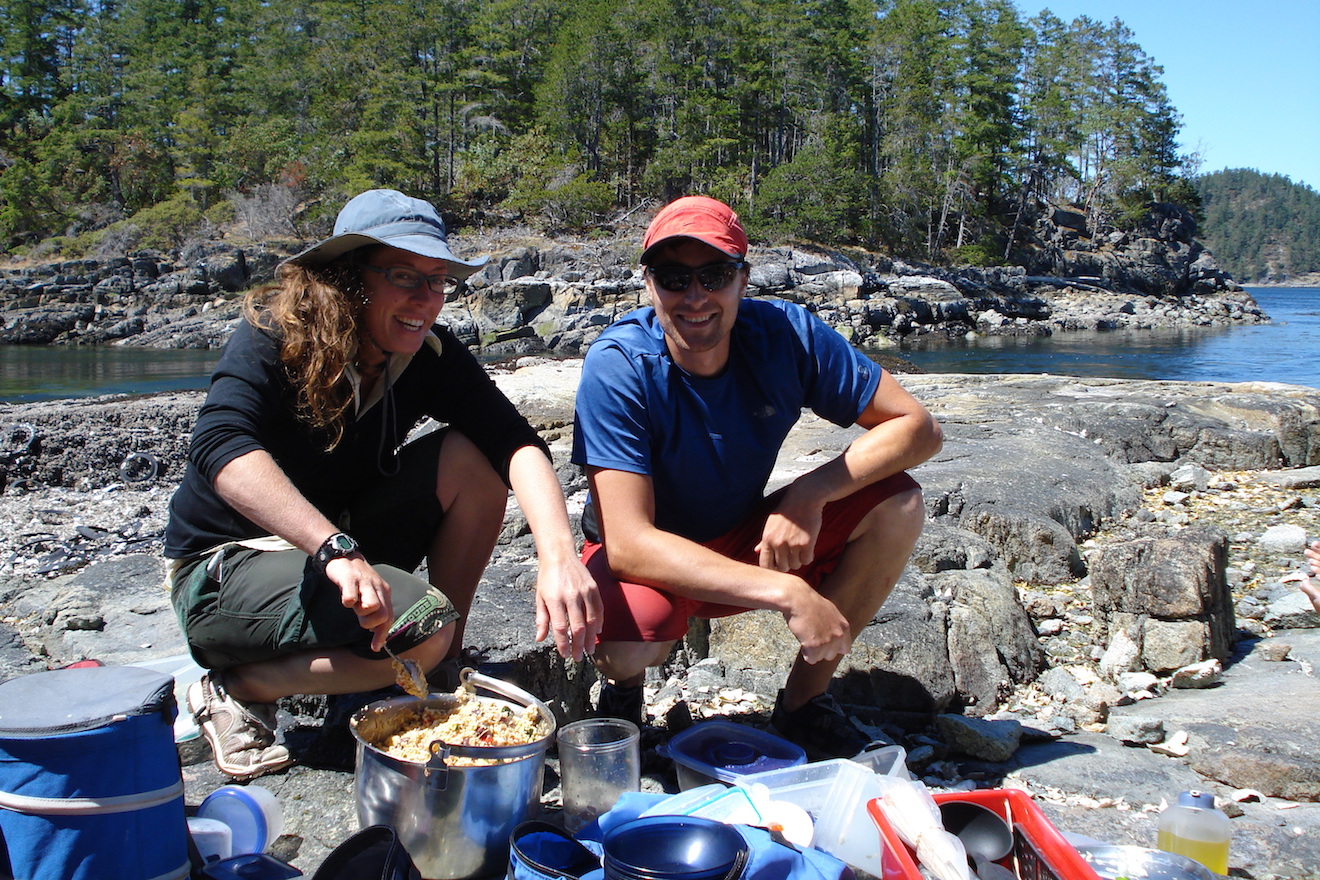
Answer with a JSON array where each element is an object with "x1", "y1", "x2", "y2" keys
[{"x1": 867, "y1": 788, "x2": 1102, "y2": 880}]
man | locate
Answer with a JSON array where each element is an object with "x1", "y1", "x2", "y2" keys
[{"x1": 571, "y1": 195, "x2": 943, "y2": 758}]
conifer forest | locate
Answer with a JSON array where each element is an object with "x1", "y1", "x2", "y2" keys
[{"x1": 0, "y1": 0, "x2": 1237, "y2": 267}]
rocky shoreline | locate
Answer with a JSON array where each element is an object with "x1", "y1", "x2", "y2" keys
[
  {"x1": 1, "y1": 362, "x2": 1319, "y2": 878},
  {"x1": 0, "y1": 202, "x2": 1263, "y2": 359}
]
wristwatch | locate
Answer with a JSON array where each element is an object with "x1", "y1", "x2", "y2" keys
[{"x1": 313, "y1": 532, "x2": 360, "y2": 574}]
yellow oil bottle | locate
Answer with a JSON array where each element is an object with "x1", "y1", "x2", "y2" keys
[{"x1": 1157, "y1": 790, "x2": 1230, "y2": 875}]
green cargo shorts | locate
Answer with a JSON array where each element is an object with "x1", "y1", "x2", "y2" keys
[{"x1": 170, "y1": 428, "x2": 461, "y2": 670}]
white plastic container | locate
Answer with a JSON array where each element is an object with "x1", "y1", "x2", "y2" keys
[
  {"x1": 197, "y1": 784, "x2": 283, "y2": 855},
  {"x1": 641, "y1": 784, "x2": 765, "y2": 825},
  {"x1": 1157, "y1": 790, "x2": 1230, "y2": 875},
  {"x1": 187, "y1": 816, "x2": 233, "y2": 865},
  {"x1": 734, "y1": 748, "x2": 908, "y2": 876},
  {"x1": 128, "y1": 654, "x2": 206, "y2": 742},
  {"x1": 852, "y1": 743, "x2": 910, "y2": 779}
]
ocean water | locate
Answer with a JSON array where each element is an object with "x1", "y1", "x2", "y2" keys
[
  {"x1": 894, "y1": 286, "x2": 1318, "y2": 389},
  {"x1": 0, "y1": 287, "x2": 1315, "y2": 403},
  {"x1": 0, "y1": 345, "x2": 220, "y2": 403}
]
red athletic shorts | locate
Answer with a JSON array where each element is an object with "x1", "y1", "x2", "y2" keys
[{"x1": 581, "y1": 471, "x2": 921, "y2": 643}]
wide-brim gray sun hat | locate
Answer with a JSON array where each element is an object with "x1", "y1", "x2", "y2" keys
[{"x1": 284, "y1": 189, "x2": 488, "y2": 280}]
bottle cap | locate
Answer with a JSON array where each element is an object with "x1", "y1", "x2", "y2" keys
[{"x1": 1177, "y1": 790, "x2": 1216, "y2": 809}]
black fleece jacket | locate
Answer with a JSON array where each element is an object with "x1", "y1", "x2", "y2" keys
[{"x1": 163, "y1": 319, "x2": 547, "y2": 558}]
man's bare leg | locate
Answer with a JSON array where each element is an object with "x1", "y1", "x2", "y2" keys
[{"x1": 781, "y1": 487, "x2": 925, "y2": 711}]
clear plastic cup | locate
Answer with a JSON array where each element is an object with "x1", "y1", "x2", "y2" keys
[{"x1": 557, "y1": 718, "x2": 641, "y2": 831}]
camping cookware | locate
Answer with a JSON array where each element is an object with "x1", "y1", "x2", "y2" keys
[{"x1": 350, "y1": 668, "x2": 556, "y2": 880}]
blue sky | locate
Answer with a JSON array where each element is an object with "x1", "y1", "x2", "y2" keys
[{"x1": 1022, "y1": 1, "x2": 1320, "y2": 190}]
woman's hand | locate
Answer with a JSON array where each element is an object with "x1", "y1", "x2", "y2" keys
[
  {"x1": 215, "y1": 449, "x2": 399, "y2": 647},
  {"x1": 506, "y1": 444, "x2": 604, "y2": 662},
  {"x1": 328, "y1": 555, "x2": 394, "y2": 651},
  {"x1": 535, "y1": 556, "x2": 603, "y2": 662},
  {"x1": 1303, "y1": 540, "x2": 1320, "y2": 615}
]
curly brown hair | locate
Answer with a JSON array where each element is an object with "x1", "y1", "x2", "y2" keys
[{"x1": 242, "y1": 256, "x2": 368, "y2": 450}]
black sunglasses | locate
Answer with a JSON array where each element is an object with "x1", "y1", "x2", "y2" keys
[
  {"x1": 360, "y1": 263, "x2": 460, "y2": 295},
  {"x1": 646, "y1": 261, "x2": 746, "y2": 293}
]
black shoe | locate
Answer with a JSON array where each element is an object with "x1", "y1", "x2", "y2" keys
[
  {"x1": 769, "y1": 689, "x2": 872, "y2": 760},
  {"x1": 593, "y1": 681, "x2": 646, "y2": 730}
]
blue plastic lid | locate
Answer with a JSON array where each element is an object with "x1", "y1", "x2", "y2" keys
[{"x1": 664, "y1": 720, "x2": 806, "y2": 782}]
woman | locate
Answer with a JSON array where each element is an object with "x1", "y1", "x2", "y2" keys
[{"x1": 164, "y1": 189, "x2": 601, "y2": 780}]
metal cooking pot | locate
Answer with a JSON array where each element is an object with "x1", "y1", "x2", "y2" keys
[{"x1": 350, "y1": 668, "x2": 557, "y2": 880}]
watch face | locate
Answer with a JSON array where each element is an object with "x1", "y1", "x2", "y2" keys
[{"x1": 331, "y1": 534, "x2": 355, "y2": 552}]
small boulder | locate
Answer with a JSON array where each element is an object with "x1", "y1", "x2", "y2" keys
[
  {"x1": 935, "y1": 714, "x2": 1022, "y2": 763},
  {"x1": 1170, "y1": 659, "x2": 1223, "y2": 689},
  {"x1": 1258, "y1": 524, "x2": 1308, "y2": 554}
]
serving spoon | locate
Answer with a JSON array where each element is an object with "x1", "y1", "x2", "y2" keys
[{"x1": 383, "y1": 642, "x2": 429, "y2": 698}]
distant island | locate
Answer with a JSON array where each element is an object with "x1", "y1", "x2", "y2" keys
[{"x1": 1196, "y1": 169, "x2": 1320, "y2": 284}]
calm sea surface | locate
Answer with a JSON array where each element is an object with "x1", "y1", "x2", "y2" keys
[
  {"x1": 896, "y1": 286, "x2": 1317, "y2": 388},
  {"x1": 1, "y1": 286, "x2": 1315, "y2": 404}
]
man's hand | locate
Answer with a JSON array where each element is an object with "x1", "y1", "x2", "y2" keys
[
  {"x1": 782, "y1": 579, "x2": 852, "y2": 663},
  {"x1": 328, "y1": 555, "x2": 394, "y2": 651},
  {"x1": 535, "y1": 557, "x2": 604, "y2": 662},
  {"x1": 757, "y1": 509, "x2": 821, "y2": 572},
  {"x1": 757, "y1": 486, "x2": 825, "y2": 572}
]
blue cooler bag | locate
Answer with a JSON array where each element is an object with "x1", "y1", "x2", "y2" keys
[{"x1": 0, "y1": 665, "x2": 190, "y2": 880}]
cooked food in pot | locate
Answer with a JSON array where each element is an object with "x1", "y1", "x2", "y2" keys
[{"x1": 368, "y1": 689, "x2": 549, "y2": 767}]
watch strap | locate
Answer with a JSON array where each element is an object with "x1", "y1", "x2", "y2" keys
[{"x1": 313, "y1": 532, "x2": 359, "y2": 574}]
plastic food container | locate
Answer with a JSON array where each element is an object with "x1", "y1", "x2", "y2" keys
[
  {"x1": 734, "y1": 752, "x2": 907, "y2": 875},
  {"x1": 187, "y1": 816, "x2": 233, "y2": 866},
  {"x1": 851, "y1": 744, "x2": 909, "y2": 778},
  {"x1": 201, "y1": 852, "x2": 302, "y2": 880},
  {"x1": 197, "y1": 784, "x2": 283, "y2": 856},
  {"x1": 660, "y1": 720, "x2": 806, "y2": 790},
  {"x1": 868, "y1": 787, "x2": 1101, "y2": 880},
  {"x1": 127, "y1": 654, "x2": 206, "y2": 743},
  {"x1": 641, "y1": 783, "x2": 766, "y2": 825}
]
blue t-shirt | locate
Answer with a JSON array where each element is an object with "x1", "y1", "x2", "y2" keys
[{"x1": 571, "y1": 298, "x2": 883, "y2": 543}]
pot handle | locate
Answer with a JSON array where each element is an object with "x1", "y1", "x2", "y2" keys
[
  {"x1": 460, "y1": 668, "x2": 542, "y2": 710},
  {"x1": 423, "y1": 740, "x2": 451, "y2": 790}
]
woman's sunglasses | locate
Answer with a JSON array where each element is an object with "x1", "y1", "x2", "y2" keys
[{"x1": 646, "y1": 261, "x2": 746, "y2": 293}]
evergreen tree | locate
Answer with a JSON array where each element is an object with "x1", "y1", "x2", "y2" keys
[
  {"x1": 0, "y1": 0, "x2": 1209, "y2": 260},
  {"x1": 0, "y1": 0, "x2": 85, "y2": 134},
  {"x1": 866, "y1": 0, "x2": 976, "y2": 258}
]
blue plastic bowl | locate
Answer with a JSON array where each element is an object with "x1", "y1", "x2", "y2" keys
[{"x1": 602, "y1": 816, "x2": 748, "y2": 880}]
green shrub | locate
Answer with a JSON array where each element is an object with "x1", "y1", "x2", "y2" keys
[
  {"x1": 541, "y1": 175, "x2": 614, "y2": 231},
  {"x1": 125, "y1": 194, "x2": 204, "y2": 252},
  {"x1": 950, "y1": 243, "x2": 995, "y2": 266}
]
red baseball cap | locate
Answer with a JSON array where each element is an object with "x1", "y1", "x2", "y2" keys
[{"x1": 641, "y1": 196, "x2": 748, "y2": 264}]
